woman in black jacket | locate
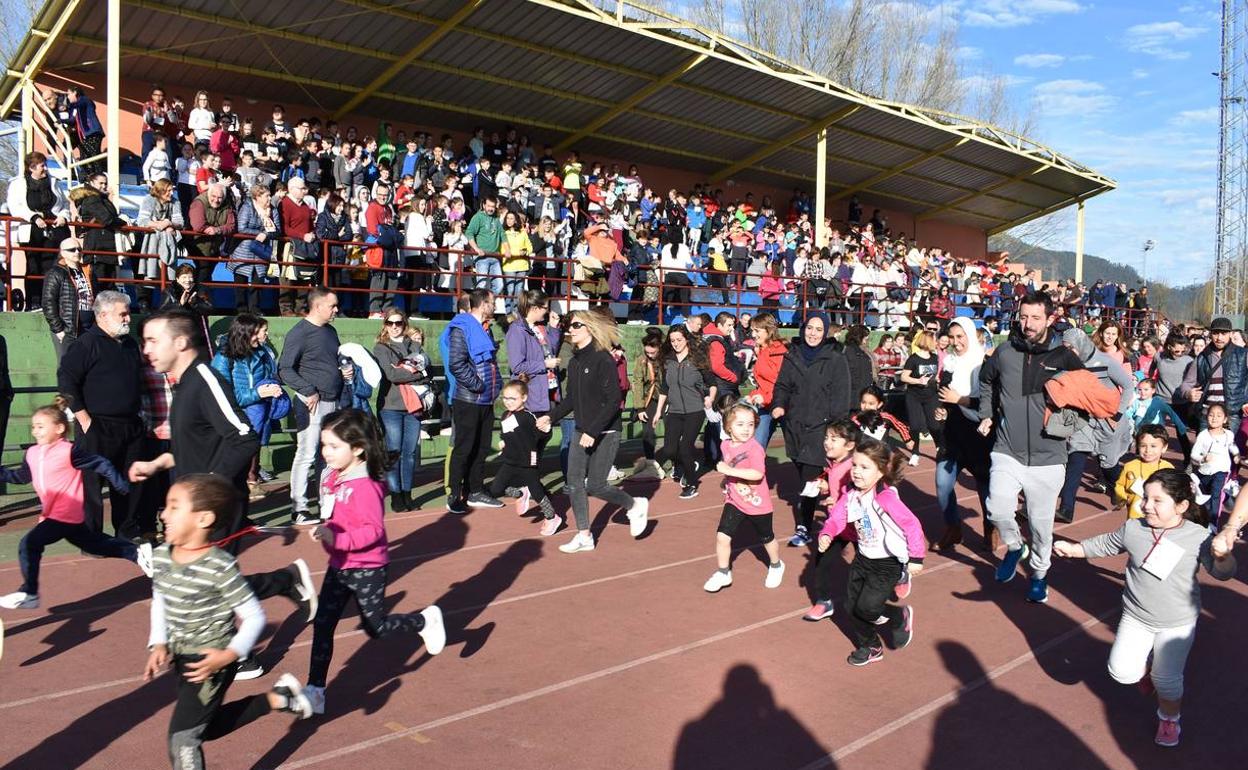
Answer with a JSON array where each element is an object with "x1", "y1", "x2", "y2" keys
[
  {"x1": 770, "y1": 312, "x2": 852, "y2": 547},
  {"x1": 650, "y1": 324, "x2": 713, "y2": 499},
  {"x1": 842, "y1": 325, "x2": 876, "y2": 405},
  {"x1": 71, "y1": 173, "x2": 125, "y2": 288},
  {"x1": 42, "y1": 237, "x2": 96, "y2": 361},
  {"x1": 543, "y1": 309, "x2": 649, "y2": 554}
]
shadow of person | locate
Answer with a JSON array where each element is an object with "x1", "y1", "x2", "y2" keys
[
  {"x1": 248, "y1": 538, "x2": 543, "y2": 769},
  {"x1": 672, "y1": 664, "x2": 832, "y2": 770},
  {"x1": 925, "y1": 641, "x2": 1114, "y2": 770},
  {"x1": 8, "y1": 575, "x2": 150, "y2": 666}
]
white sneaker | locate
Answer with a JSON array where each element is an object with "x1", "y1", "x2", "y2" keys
[
  {"x1": 626, "y1": 497, "x2": 649, "y2": 538},
  {"x1": 764, "y1": 560, "x2": 786, "y2": 589},
  {"x1": 0, "y1": 591, "x2": 38, "y2": 609},
  {"x1": 652, "y1": 460, "x2": 666, "y2": 480},
  {"x1": 558, "y1": 530, "x2": 596, "y2": 553},
  {"x1": 137, "y1": 542, "x2": 154, "y2": 578},
  {"x1": 419, "y1": 606, "x2": 446, "y2": 655},
  {"x1": 271, "y1": 673, "x2": 313, "y2": 719},
  {"x1": 303, "y1": 684, "x2": 326, "y2": 715},
  {"x1": 703, "y1": 570, "x2": 733, "y2": 592},
  {"x1": 908, "y1": 453, "x2": 921, "y2": 467}
]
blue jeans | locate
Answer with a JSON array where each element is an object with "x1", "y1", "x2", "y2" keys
[
  {"x1": 755, "y1": 411, "x2": 778, "y2": 448},
  {"x1": 935, "y1": 456, "x2": 988, "y2": 526},
  {"x1": 474, "y1": 257, "x2": 503, "y2": 296},
  {"x1": 503, "y1": 270, "x2": 527, "y2": 311},
  {"x1": 559, "y1": 417, "x2": 577, "y2": 477},
  {"x1": 380, "y1": 409, "x2": 421, "y2": 493}
]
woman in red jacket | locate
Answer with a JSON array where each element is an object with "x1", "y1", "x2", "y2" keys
[{"x1": 747, "y1": 312, "x2": 788, "y2": 447}]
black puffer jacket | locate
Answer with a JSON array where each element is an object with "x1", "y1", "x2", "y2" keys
[
  {"x1": 42, "y1": 262, "x2": 96, "y2": 337},
  {"x1": 772, "y1": 341, "x2": 852, "y2": 466},
  {"x1": 73, "y1": 187, "x2": 124, "y2": 265}
]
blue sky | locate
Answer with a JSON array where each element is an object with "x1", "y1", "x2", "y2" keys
[{"x1": 949, "y1": 0, "x2": 1221, "y2": 284}]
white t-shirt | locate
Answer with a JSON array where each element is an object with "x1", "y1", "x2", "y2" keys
[{"x1": 1194, "y1": 428, "x2": 1239, "y2": 475}]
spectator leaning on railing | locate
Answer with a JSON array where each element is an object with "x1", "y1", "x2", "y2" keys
[{"x1": 187, "y1": 183, "x2": 237, "y2": 298}]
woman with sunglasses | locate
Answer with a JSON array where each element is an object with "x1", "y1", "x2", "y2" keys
[
  {"x1": 42, "y1": 237, "x2": 96, "y2": 362},
  {"x1": 373, "y1": 308, "x2": 431, "y2": 512},
  {"x1": 539, "y1": 310, "x2": 649, "y2": 553}
]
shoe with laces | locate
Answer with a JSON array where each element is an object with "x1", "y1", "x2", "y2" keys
[
  {"x1": 235, "y1": 657, "x2": 265, "y2": 680},
  {"x1": 626, "y1": 497, "x2": 649, "y2": 538},
  {"x1": 515, "y1": 488, "x2": 532, "y2": 516},
  {"x1": 703, "y1": 570, "x2": 733, "y2": 592},
  {"x1": 847, "y1": 645, "x2": 884, "y2": 667},
  {"x1": 995, "y1": 544, "x2": 1029, "y2": 583},
  {"x1": 293, "y1": 511, "x2": 320, "y2": 526},
  {"x1": 419, "y1": 606, "x2": 446, "y2": 655},
  {"x1": 893, "y1": 606, "x2": 915, "y2": 649},
  {"x1": 303, "y1": 684, "x2": 326, "y2": 716},
  {"x1": 558, "y1": 530, "x2": 595, "y2": 554},
  {"x1": 539, "y1": 516, "x2": 563, "y2": 537},
  {"x1": 1026, "y1": 576, "x2": 1049, "y2": 604},
  {"x1": 678, "y1": 483, "x2": 699, "y2": 500},
  {"x1": 467, "y1": 492, "x2": 504, "y2": 509},
  {"x1": 803, "y1": 600, "x2": 835, "y2": 621},
  {"x1": 137, "y1": 542, "x2": 155, "y2": 579},
  {"x1": 258, "y1": 468, "x2": 276, "y2": 483},
  {"x1": 447, "y1": 496, "x2": 468, "y2": 515},
  {"x1": 0, "y1": 591, "x2": 38, "y2": 609},
  {"x1": 1155, "y1": 714, "x2": 1181, "y2": 747},
  {"x1": 288, "y1": 559, "x2": 318, "y2": 622},
  {"x1": 271, "y1": 673, "x2": 312, "y2": 719},
  {"x1": 606, "y1": 466, "x2": 625, "y2": 484},
  {"x1": 787, "y1": 525, "x2": 811, "y2": 548},
  {"x1": 764, "y1": 560, "x2": 786, "y2": 588}
]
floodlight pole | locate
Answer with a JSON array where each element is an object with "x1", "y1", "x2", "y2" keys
[
  {"x1": 814, "y1": 127, "x2": 827, "y2": 248},
  {"x1": 1074, "y1": 200, "x2": 1085, "y2": 283},
  {"x1": 106, "y1": 0, "x2": 120, "y2": 197}
]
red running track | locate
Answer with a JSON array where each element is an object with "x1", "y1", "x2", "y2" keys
[{"x1": 1, "y1": 459, "x2": 1247, "y2": 769}]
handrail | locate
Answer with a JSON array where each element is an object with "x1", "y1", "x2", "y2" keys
[{"x1": 0, "y1": 214, "x2": 1166, "y2": 331}]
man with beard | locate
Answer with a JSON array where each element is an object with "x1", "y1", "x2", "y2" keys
[
  {"x1": 977, "y1": 291, "x2": 1083, "y2": 604},
  {"x1": 1178, "y1": 316, "x2": 1247, "y2": 434}
]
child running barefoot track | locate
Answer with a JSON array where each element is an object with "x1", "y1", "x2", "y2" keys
[
  {"x1": 145, "y1": 474, "x2": 311, "y2": 770},
  {"x1": 0, "y1": 402, "x2": 152, "y2": 611},
  {"x1": 304, "y1": 409, "x2": 446, "y2": 715}
]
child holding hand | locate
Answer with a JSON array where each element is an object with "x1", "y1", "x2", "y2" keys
[
  {"x1": 803, "y1": 419, "x2": 861, "y2": 622},
  {"x1": 1054, "y1": 468, "x2": 1236, "y2": 748}
]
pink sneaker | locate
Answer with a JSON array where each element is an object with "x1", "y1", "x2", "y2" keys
[
  {"x1": 893, "y1": 569, "x2": 912, "y2": 601},
  {"x1": 1155, "y1": 715, "x2": 1180, "y2": 747},
  {"x1": 539, "y1": 517, "x2": 562, "y2": 537},
  {"x1": 515, "y1": 488, "x2": 532, "y2": 516}
]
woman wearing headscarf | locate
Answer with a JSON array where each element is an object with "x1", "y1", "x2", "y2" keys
[
  {"x1": 1056, "y1": 327, "x2": 1136, "y2": 523},
  {"x1": 770, "y1": 312, "x2": 852, "y2": 547},
  {"x1": 932, "y1": 317, "x2": 993, "y2": 551}
]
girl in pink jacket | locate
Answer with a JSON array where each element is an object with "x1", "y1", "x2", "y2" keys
[
  {"x1": 0, "y1": 403, "x2": 151, "y2": 611},
  {"x1": 303, "y1": 409, "x2": 446, "y2": 716},
  {"x1": 816, "y1": 437, "x2": 926, "y2": 667}
]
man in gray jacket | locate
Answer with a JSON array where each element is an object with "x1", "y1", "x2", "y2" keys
[{"x1": 977, "y1": 291, "x2": 1083, "y2": 604}]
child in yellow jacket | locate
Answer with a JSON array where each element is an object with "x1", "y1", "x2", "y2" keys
[{"x1": 1116, "y1": 425, "x2": 1174, "y2": 519}]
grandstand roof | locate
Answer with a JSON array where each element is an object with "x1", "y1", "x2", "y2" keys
[{"x1": 1, "y1": 0, "x2": 1116, "y2": 233}]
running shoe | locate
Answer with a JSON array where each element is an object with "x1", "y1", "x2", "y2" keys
[
  {"x1": 419, "y1": 606, "x2": 446, "y2": 655},
  {"x1": 271, "y1": 673, "x2": 313, "y2": 719},
  {"x1": 787, "y1": 525, "x2": 811, "y2": 548},
  {"x1": 678, "y1": 484, "x2": 699, "y2": 500},
  {"x1": 995, "y1": 544, "x2": 1029, "y2": 583},
  {"x1": 515, "y1": 488, "x2": 532, "y2": 516},
  {"x1": 447, "y1": 496, "x2": 469, "y2": 515},
  {"x1": 627, "y1": 497, "x2": 650, "y2": 538},
  {"x1": 288, "y1": 559, "x2": 318, "y2": 622},
  {"x1": 467, "y1": 492, "x2": 504, "y2": 509},
  {"x1": 539, "y1": 516, "x2": 563, "y2": 537},
  {"x1": 235, "y1": 658, "x2": 265, "y2": 680},
  {"x1": 1155, "y1": 715, "x2": 1181, "y2": 748},
  {"x1": 1026, "y1": 576, "x2": 1049, "y2": 604},
  {"x1": 137, "y1": 542, "x2": 155, "y2": 579},
  {"x1": 847, "y1": 645, "x2": 884, "y2": 667},
  {"x1": 893, "y1": 606, "x2": 915, "y2": 649},
  {"x1": 908, "y1": 453, "x2": 921, "y2": 467},
  {"x1": 803, "y1": 600, "x2": 834, "y2": 621},
  {"x1": 293, "y1": 511, "x2": 320, "y2": 526},
  {"x1": 893, "y1": 569, "x2": 912, "y2": 600},
  {"x1": 0, "y1": 591, "x2": 38, "y2": 610},
  {"x1": 764, "y1": 560, "x2": 786, "y2": 588},
  {"x1": 703, "y1": 570, "x2": 733, "y2": 592},
  {"x1": 558, "y1": 530, "x2": 595, "y2": 554}
]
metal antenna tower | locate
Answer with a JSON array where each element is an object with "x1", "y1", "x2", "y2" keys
[{"x1": 1215, "y1": 0, "x2": 1248, "y2": 320}]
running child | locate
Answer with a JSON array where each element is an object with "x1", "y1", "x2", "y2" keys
[
  {"x1": 853, "y1": 385, "x2": 911, "y2": 446},
  {"x1": 1192, "y1": 403, "x2": 1238, "y2": 527},
  {"x1": 1116, "y1": 425, "x2": 1174, "y2": 520},
  {"x1": 817, "y1": 438, "x2": 926, "y2": 666},
  {"x1": 144, "y1": 473, "x2": 312, "y2": 770},
  {"x1": 803, "y1": 418, "x2": 861, "y2": 621},
  {"x1": 487, "y1": 381, "x2": 559, "y2": 536},
  {"x1": 0, "y1": 402, "x2": 152, "y2": 610},
  {"x1": 305, "y1": 409, "x2": 446, "y2": 715},
  {"x1": 1054, "y1": 468, "x2": 1237, "y2": 747},
  {"x1": 703, "y1": 403, "x2": 785, "y2": 592}
]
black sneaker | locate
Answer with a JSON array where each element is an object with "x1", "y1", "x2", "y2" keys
[
  {"x1": 678, "y1": 484, "x2": 699, "y2": 500},
  {"x1": 892, "y1": 606, "x2": 914, "y2": 649},
  {"x1": 235, "y1": 657, "x2": 265, "y2": 680},
  {"x1": 293, "y1": 511, "x2": 320, "y2": 526},
  {"x1": 1055, "y1": 507, "x2": 1075, "y2": 524},
  {"x1": 258, "y1": 469, "x2": 276, "y2": 483},
  {"x1": 287, "y1": 559, "x2": 318, "y2": 622},
  {"x1": 447, "y1": 496, "x2": 469, "y2": 515},
  {"x1": 467, "y1": 492, "x2": 504, "y2": 508},
  {"x1": 847, "y1": 645, "x2": 884, "y2": 667}
]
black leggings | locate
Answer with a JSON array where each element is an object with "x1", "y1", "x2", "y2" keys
[
  {"x1": 657, "y1": 411, "x2": 704, "y2": 483},
  {"x1": 792, "y1": 462, "x2": 824, "y2": 534},
  {"x1": 309, "y1": 566, "x2": 426, "y2": 688},
  {"x1": 812, "y1": 538, "x2": 849, "y2": 602},
  {"x1": 904, "y1": 392, "x2": 943, "y2": 449},
  {"x1": 845, "y1": 553, "x2": 906, "y2": 649},
  {"x1": 488, "y1": 464, "x2": 553, "y2": 519},
  {"x1": 167, "y1": 656, "x2": 271, "y2": 770}
]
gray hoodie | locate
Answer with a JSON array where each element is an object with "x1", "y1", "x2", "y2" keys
[{"x1": 1062, "y1": 328, "x2": 1136, "y2": 463}]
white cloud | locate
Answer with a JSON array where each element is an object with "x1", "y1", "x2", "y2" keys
[
  {"x1": 1169, "y1": 106, "x2": 1219, "y2": 126},
  {"x1": 1132, "y1": 68, "x2": 1150, "y2": 79},
  {"x1": 962, "y1": 0, "x2": 1085, "y2": 27},
  {"x1": 1032, "y1": 79, "x2": 1117, "y2": 116},
  {"x1": 1123, "y1": 21, "x2": 1207, "y2": 60},
  {"x1": 1014, "y1": 53, "x2": 1066, "y2": 68},
  {"x1": 956, "y1": 46, "x2": 984, "y2": 61}
]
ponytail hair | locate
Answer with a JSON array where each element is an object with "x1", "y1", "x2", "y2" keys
[
  {"x1": 1144, "y1": 468, "x2": 1209, "y2": 527},
  {"x1": 34, "y1": 396, "x2": 74, "y2": 439},
  {"x1": 853, "y1": 437, "x2": 906, "y2": 489}
]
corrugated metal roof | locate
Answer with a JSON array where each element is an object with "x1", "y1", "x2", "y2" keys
[{"x1": 1, "y1": 0, "x2": 1115, "y2": 234}]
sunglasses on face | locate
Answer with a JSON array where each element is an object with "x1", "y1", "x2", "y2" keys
[
  {"x1": 63, "y1": 247, "x2": 81, "y2": 252},
  {"x1": 385, "y1": 319, "x2": 405, "y2": 326},
  {"x1": 569, "y1": 321, "x2": 586, "y2": 330}
]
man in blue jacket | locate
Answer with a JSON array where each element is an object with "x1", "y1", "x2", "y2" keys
[{"x1": 440, "y1": 289, "x2": 503, "y2": 514}]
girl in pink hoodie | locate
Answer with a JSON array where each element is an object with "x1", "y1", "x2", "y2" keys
[
  {"x1": 0, "y1": 403, "x2": 151, "y2": 611},
  {"x1": 817, "y1": 437, "x2": 927, "y2": 667},
  {"x1": 303, "y1": 409, "x2": 446, "y2": 716}
]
